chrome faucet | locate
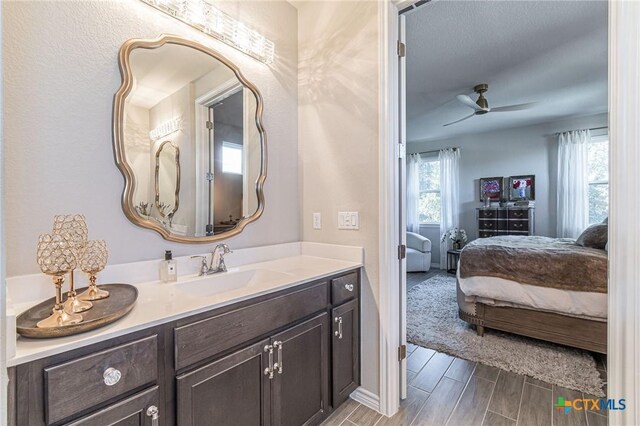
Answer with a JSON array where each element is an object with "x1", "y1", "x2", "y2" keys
[{"x1": 191, "y1": 244, "x2": 233, "y2": 276}]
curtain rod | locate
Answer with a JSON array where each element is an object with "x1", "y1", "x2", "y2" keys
[
  {"x1": 555, "y1": 126, "x2": 608, "y2": 136},
  {"x1": 412, "y1": 147, "x2": 460, "y2": 156}
]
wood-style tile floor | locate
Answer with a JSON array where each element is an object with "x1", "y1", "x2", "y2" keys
[{"x1": 321, "y1": 345, "x2": 608, "y2": 426}]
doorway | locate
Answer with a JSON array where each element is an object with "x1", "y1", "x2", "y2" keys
[{"x1": 385, "y1": 0, "x2": 618, "y2": 422}]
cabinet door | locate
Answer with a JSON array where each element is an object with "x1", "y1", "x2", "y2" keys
[
  {"x1": 271, "y1": 313, "x2": 329, "y2": 426},
  {"x1": 66, "y1": 386, "x2": 159, "y2": 426},
  {"x1": 332, "y1": 299, "x2": 360, "y2": 407},
  {"x1": 176, "y1": 339, "x2": 271, "y2": 426}
]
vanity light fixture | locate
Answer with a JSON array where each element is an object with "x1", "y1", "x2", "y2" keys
[
  {"x1": 139, "y1": 0, "x2": 275, "y2": 64},
  {"x1": 149, "y1": 117, "x2": 183, "y2": 141}
]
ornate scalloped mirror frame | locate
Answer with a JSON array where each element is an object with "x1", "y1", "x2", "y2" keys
[{"x1": 113, "y1": 34, "x2": 267, "y2": 243}]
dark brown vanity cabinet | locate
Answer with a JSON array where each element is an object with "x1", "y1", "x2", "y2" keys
[
  {"x1": 176, "y1": 314, "x2": 330, "y2": 426},
  {"x1": 66, "y1": 386, "x2": 160, "y2": 426},
  {"x1": 270, "y1": 314, "x2": 329, "y2": 426},
  {"x1": 331, "y1": 299, "x2": 360, "y2": 407},
  {"x1": 10, "y1": 269, "x2": 361, "y2": 426},
  {"x1": 176, "y1": 339, "x2": 271, "y2": 426}
]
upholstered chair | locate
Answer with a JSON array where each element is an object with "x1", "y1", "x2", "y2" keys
[{"x1": 406, "y1": 232, "x2": 432, "y2": 272}]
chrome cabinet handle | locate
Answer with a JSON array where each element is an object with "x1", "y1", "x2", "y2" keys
[
  {"x1": 146, "y1": 405, "x2": 159, "y2": 426},
  {"x1": 264, "y1": 344, "x2": 274, "y2": 379},
  {"x1": 345, "y1": 283, "x2": 354, "y2": 292},
  {"x1": 103, "y1": 367, "x2": 121, "y2": 386},
  {"x1": 334, "y1": 316, "x2": 343, "y2": 339},
  {"x1": 273, "y1": 341, "x2": 283, "y2": 374}
]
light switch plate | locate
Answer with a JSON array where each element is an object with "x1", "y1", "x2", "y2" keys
[
  {"x1": 313, "y1": 213, "x2": 322, "y2": 229},
  {"x1": 338, "y1": 212, "x2": 359, "y2": 230}
]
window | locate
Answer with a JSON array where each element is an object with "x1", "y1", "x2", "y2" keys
[
  {"x1": 587, "y1": 136, "x2": 609, "y2": 224},
  {"x1": 418, "y1": 158, "x2": 441, "y2": 224},
  {"x1": 222, "y1": 142, "x2": 243, "y2": 174}
]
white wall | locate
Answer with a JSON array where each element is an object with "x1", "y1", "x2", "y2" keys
[
  {"x1": 298, "y1": 0, "x2": 381, "y2": 397},
  {"x1": 408, "y1": 113, "x2": 608, "y2": 251},
  {"x1": 3, "y1": 0, "x2": 298, "y2": 276}
]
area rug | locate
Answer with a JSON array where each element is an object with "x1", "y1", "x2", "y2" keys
[{"x1": 407, "y1": 274, "x2": 605, "y2": 396}]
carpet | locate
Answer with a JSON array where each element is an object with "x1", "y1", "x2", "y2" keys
[{"x1": 407, "y1": 274, "x2": 605, "y2": 396}]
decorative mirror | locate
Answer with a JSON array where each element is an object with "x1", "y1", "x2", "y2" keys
[
  {"x1": 155, "y1": 141, "x2": 180, "y2": 221},
  {"x1": 113, "y1": 35, "x2": 266, "y2": 242},
  {"x1": 509, "y1": 175, "x2": 535, "y2": 201}
]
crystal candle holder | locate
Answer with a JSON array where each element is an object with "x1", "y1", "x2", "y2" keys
[
  {"x1": 78, "y1": 240, "x2": 110, "y2": 301},
  {"x1": 36, "y1": 234, "x2": 83, "y2": 327},
  {"x1": 53, "y1": 214, "x2": 93, "y2": 313}
]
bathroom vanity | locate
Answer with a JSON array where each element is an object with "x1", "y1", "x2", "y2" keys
[
  {"x1": 6, "y1": 33, "x2": 363, "y2": 426},
  {"x1": 8, "y1": 258, "x2": 361, "y2": 426}
]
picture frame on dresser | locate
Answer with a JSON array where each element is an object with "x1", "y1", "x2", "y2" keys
[
  {"x1": 508, "y1": 175, "x2": 535, "y2": 201},
  {"x1": 479, "y1": 176, "x2": 504, "y2": 201}
]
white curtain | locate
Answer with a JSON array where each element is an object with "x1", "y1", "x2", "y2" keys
[
  {"x1": 406, "y1": 153, "x2": 421, "y2": 233},
  {"x1": 439, "y1": 148, "x2": 460, "y2": 268},
  {"x1": 557, "y1": 130, "x2": 590, "y2": 238}
]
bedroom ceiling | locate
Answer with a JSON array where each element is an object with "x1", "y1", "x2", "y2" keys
[{"x1": 405, "y1": 0, "x2": 608, "y2": 143}]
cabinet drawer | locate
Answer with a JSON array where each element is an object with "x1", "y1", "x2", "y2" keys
[
  {"x1": 508, "y1": 209, "x2": 528, "y2": 219},
  {"x1": 478, "y1": 209, "x2": 497, "y2": 218},
  {"x1": 508, "y1": 221, "x2": 529, "y2": 232},
  {"x1": 331, "y1": 272, "x2": 358, "y2": 305},
  {"x1": 67, "y1": 386, "x2": 159, "y2": 426},
  {"x1": 478, "y1": 220, "x2": 496, "y2": 231},
  {"x1": 175, "y1": 281, "x2": 329, "y2": 370},
  {"x1": 44, "y1": 335, "x2": 158, "y2": 424},
  {"x1": 478, "y1": 231, "x2": 497, "y2": 238}
]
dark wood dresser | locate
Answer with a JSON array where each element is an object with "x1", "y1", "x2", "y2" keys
[{"x1": 476, "y1": 207, "x2": 535, "y2": 238}]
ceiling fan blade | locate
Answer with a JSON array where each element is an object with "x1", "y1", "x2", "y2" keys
[
  {"x1": 456, "y1": 94, "x2": 484, "y2": 111},
  {"x1": 443, "y1": 113, "x2": 475, "y2": 127},
  {"x1": 490, "y1": 102, "x2": 537, "y2": 112}
]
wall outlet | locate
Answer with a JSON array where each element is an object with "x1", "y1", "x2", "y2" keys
[
  {"x1": 338, "y1": 212, "x2": 359, "y2": 230},
  {"x1": 313, "y1": 212, "x2": 322, "y2": 229}
]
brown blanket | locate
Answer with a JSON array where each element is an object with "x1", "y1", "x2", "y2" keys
[{"x1": 459, "y1": 236, "x2": 608, "y2": 293}]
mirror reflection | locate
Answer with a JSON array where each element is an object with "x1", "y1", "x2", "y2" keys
[
  {"x1": 119, "y1": 38, "x2": 264, "y2": 239},
  {"x1": 155, "y1": 141, "x2": 180, "y2": 222}
]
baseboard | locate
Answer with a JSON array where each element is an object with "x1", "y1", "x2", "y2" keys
[
  {"x1": 349, "y1": 387, "x2": 381, "y2": 413},
  {"x1": 431, "y1": 263, "x2": 440, "y2": 269}
]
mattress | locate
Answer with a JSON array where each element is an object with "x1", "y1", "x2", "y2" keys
[{"x1": 457, "y1": 270, "x2": 607, "y2": 321}]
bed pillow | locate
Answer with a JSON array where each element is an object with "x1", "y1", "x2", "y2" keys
[{"x1": 576, "y1": 223, "x2": 608, "y2": 249}]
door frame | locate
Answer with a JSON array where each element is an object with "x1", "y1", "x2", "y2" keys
[
  {"x1": 378, "y1": 0, "x2": 640, "y2": 422},
  {"x1": 194, "y1": 79, "x2": 243, "y2": 236}
]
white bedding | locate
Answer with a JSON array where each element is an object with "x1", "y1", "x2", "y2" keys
[{"x1": 457, "y1": 270, "x2": 607, "y2": 321}]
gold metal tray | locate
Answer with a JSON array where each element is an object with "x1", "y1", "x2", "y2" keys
[{"x1": 16, "y1": 284, "x2": 138, "y2": 339}]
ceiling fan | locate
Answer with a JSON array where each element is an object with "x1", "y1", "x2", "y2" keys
[{"x1": 444, "y1": 83, "x2": 536, "y2": 127}]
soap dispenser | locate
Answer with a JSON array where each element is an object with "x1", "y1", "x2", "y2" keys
[{"x1": 160, "y1": 250, "x2": 178, "y2": 282}]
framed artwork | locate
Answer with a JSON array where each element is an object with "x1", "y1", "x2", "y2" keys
[
  {"x1": 479, "y1": 177, "x2": 503, "y2": 201},
  {"x1": 509, "y1": 175, "x2": 535, "y2": 201}
]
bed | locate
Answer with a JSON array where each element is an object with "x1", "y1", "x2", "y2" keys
[{"x1": 456, "y1": 235, "x2": 608, "y2": 353}]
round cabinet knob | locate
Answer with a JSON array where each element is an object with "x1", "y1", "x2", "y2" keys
[
  {"x1": 345, "y1": 284, "x2": 354, "y2": 292},
  {"x1": 103, "y1": 367, "x2": 122, "y2": 386}
]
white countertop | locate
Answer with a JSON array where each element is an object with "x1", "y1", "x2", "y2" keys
[{"x1": 8, "y1": 252, "x2": 362, "y2": 366}]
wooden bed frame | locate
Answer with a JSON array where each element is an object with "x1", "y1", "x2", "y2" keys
[{"x1": 458, "y1": 303, "x2": 607, "y2": 354}]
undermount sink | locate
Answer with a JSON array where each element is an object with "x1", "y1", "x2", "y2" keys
[{"x1": 176, "y1": 269, "x2": 292, "y2": 297}]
